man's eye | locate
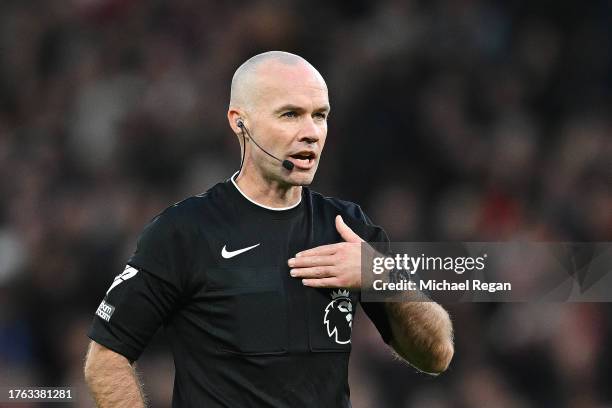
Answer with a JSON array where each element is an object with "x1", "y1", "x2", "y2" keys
[
  {"x1": 314, "y1": 112, "x2": 328, "y2": 120},
  {"x1": 282, "y1": 111, "x2": 297, "y2": 118}
]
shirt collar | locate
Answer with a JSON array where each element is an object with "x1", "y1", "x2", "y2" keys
[{"x1": 230, "y1": 171, "x2": 302, "y2": 211}]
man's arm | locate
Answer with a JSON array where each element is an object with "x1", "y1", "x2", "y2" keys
[
  {"x1": 84, "y1": 341, "x2": 146, "y2": 408},
  {"x1": 288, "y1": 215, "x2": 454, "y2": 374},
  {"x1": 385, "y1": 301, "x2": 454, "y2": 374}
]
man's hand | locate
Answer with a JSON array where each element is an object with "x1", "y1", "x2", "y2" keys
[
  {"x1": 289, "y1": 215, "x2": 454, "y2": 373},
  {"x1": 288, "y1": 215, "x2": 368, "y2": 289}
]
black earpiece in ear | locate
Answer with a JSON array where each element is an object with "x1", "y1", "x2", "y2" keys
[{"x1": 234, "y1": 118, "x2": 294, "y2": 172}]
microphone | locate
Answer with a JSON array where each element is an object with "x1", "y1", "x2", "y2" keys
[
  {"x1": 236, "y1": 119, "x2": 295, "y2": 171},
  {"x1": 283, "y1": 160, "x2": 295, "y2": 171}
]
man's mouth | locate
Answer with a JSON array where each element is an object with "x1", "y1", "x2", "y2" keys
[{"x1": 288, "y1": 151, "x2": 316, "y2": 170}]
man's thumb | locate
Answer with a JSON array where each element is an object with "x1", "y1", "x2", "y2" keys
[{"x1": 335, "y1": 215, "x2": 363, "y2": 243}]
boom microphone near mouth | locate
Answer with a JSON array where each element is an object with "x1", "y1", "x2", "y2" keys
[{"x1": 236, "y1": 119, "x2": 295, "y2": 172}]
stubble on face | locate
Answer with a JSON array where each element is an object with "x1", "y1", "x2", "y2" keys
[
  {"x1": 232, "y1": 54, "x2": 329, "y2": 188},
  {"x1": 254, "y1": 67, "x2": 328, "y2": 186}
]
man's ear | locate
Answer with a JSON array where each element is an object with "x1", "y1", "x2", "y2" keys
[{"x1": 227, "y1": 109, "x2": 244, "y2": 134}]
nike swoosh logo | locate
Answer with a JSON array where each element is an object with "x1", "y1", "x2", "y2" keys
[{"x1": 221, "y1": 243, "x2": 260, "y2": 259}]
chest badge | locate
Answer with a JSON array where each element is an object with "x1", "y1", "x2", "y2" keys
[
  {"x1": 221, "y1": 243, "x2": 260, "y2": 259},
  {"x1": 323, "y1": 289, "x2": 353, "y2": 344}
]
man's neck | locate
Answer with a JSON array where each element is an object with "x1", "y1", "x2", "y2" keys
[{"x1": 234, "y1": 170, "x2": 302, "y2": 209}]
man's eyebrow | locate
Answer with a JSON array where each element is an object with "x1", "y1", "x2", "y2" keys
[{"x1": 273, "y1": 104, "x2": 331, "y2": 113}]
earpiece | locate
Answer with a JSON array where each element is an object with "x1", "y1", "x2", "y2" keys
[{"x1": 234, "y1": 118, "x2": 295, "y2": 172}]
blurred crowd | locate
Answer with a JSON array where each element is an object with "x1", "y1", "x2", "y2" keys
[{"x1": 0, "y1": 0, "x2": 610, "y2": 407}]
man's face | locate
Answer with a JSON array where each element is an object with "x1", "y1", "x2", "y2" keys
[{"x1": 246, "y1": 62, "x2": 329, "y2": 186}]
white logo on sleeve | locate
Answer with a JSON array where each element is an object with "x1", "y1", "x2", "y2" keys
[
  {"x1": 95, "y1": 300, "x2": 115, "y2": 322},
  {"x1": 221, "y1": 243, "x2": 260, "y2": 259},
  {"x1": 106, "y1": 265, "x2": 139, "y2": 296}
]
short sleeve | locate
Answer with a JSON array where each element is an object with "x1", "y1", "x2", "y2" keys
[
  {"x1": 88, "y1": 209, "x2": 191, "y2": 361},
  {"x1": 348, "y1": 207, "x2": 393, "y2": 345},
  {"x1": 127, "y1": 208, "x2": 192, "y2": 289}
]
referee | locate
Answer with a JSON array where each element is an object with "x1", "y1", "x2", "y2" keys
[{"x1": 84, "y1": 51, "x2": 453, "y2": 407}]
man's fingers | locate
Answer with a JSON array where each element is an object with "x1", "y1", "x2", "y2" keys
[
  {"x1": 288, "y1": 254, "x2": 336, "y2": 268},
  {"x1": 290, "y1": 266, "x2": 334, "y2": 279},
  {"x1": 295, "y1": 243, "x2": 343, "y2": 258},
  {"x1": 301, "y1": 277, "x2": 340, "y2": 288},
  {"x1": 335, "y1": 215, "x2": 363, "y2": 243}
]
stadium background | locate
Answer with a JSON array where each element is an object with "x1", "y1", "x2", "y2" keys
[{"x1": 0, "y1": 0, "x2": 611, "y2": 406}]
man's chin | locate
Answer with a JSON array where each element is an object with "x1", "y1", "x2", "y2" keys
[{"x1": 289, "y1": 170, "x2": 316, "y2": 186}]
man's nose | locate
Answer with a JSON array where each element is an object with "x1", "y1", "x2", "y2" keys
[{"x1": 298, "y1": 116, "x2": 322, "y2": 144}]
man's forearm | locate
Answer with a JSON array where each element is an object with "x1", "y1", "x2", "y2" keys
[
  {"x1": 385, "y1": 301, "x2": 454, "y2": 374},
  {"x1": 84, "y1": 342, "x2": 146, "y2": 408}
]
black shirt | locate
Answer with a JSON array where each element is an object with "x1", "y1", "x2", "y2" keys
[{"x1": 88, "y1": 175, "x2": 392, "y2": 407}]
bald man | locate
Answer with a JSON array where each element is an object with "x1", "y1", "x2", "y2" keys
[{"x1": 84, "y1": 51, "x2": 453, "y2": 407}]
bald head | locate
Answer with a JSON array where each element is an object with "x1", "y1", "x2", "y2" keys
[
  {"x1": 230, "y1": 51, "x2": 327, "y2": 111},
  {"x1": 227, "y1": 51, "x2": 330, "y2": 188}
]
